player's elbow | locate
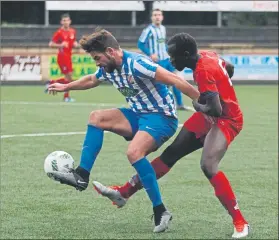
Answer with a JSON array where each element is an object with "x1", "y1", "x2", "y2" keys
[
  {"x1": 49, "y1": 42, "x2": 53, "y2": 47},
  {"x1": 225, "y1": 62, "x2": 234, "y2": 78}
]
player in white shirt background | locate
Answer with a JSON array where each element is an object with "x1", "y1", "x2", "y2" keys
[{"x1": 137, "y1": 8, "x2": 194, "y2": 111}]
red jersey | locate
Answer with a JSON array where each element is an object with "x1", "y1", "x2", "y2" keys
[
  {"x1": 193, "y1": 50, "x2": 242, "y2": 119},
  {"x1": 52, "y1": 27, "x2": 76, "y2": 57}
]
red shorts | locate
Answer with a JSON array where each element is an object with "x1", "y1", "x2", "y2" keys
[
  {"x1": 57, "y1": 54, "x2": 72, "y2": 75},
  {"x1": 184, "y1": 112, "x2": 243, "y2": 146}
]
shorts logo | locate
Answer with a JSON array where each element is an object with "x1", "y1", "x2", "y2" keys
[{"x1": 146, "y1": 126, "x2": 155, "y2": 131}]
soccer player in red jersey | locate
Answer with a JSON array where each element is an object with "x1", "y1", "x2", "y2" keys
[
  {"x1": 48, "y1": 13, "x2": 79, "y2": 102},
  {"x1": 93, "y1": 33, "x2": 250, "y2": 238}
]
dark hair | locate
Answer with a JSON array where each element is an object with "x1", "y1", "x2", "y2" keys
[
  {"x1": 152, "y1": 8, "x2": 163, "y2": 15},
  {"x1": 61, "y1": 13, "x2": 70, "y2": 20},
  {"x1": 168, "y1": 33, "x2": 198, "y2": 56},
  {"x1": 79, "y1": 27, "x2": 120, "y2": 53}
]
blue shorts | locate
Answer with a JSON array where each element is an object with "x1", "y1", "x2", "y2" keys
[
  {"x1": 158, "y1": 59, "x2": 176, "y2": 73},
  {"x1": 119, "y1": 108, "x2": 178, "y2": 148}
]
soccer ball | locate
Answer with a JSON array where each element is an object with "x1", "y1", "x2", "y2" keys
[{"x1": 44, "y1": 151, "x2": 74, "y2": 179}]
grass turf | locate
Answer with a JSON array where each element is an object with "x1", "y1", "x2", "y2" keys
[{"x1": 1, "y1": 85, "x2": 278, "y2": 239}]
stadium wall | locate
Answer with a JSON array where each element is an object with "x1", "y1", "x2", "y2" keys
[{"x1": 0, "y1": 47, "x2": 278, "y2": 85}]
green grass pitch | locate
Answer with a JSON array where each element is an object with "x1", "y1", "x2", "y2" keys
[{"x1": 1, "y1": 85, "x2": 278, "y2": 239}]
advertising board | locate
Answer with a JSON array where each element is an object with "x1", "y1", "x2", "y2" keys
[
  {"x1": 1, "y1": 55, "x2": 41, "y2": 81},
  {"x1": 182, "y1": 54, "x2": 278, "y2": 81}
]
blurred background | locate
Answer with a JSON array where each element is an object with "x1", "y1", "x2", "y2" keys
[{"x1": 0, "y1": 1, "x2": 278, "y2": 83}]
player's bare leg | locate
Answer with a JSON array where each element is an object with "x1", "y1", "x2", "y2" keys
[
  {"x1": 121, "y1": 128, "x2": 203, "y2": 196},
  {"x1": 96, "y1": 130, "x2": 173, "y2": 232},
  {"x1": 52, "y1": 108, "x2": 134, "y2": 190},
  {"x1": 63, "y1": 73, "x2": 75, "y2": 102},
  {"x1": 94, "y1": 128, "x2": 203, "y2": 204},
  {"x1": 129, "y1": 131, "x2": 172, "y2": 232},
  {"x1": 201, "y1": 125, "x2": 249, "y2": 238}
]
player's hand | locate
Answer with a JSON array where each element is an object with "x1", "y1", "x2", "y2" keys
[
  {"x1": 192, "y1": 100, "x2": 201, "y2": 112},
  {"x1": 48, "y1": 83, "x2": 68, "y2": 95},
  {"x1": 61, "y1": 41, "x2": 69, "y2": 48},
  {"x1": 150, "y1": 54, "x2": 159, "y2": 62}
]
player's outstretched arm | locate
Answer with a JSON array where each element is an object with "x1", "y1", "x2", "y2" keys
[
  {"x1": 192, "y1": 93, "x2": 222, "y2": 117},
  {"x1": 155, "y1": 66, "x2": 200, "y2": 100},
  {"x1": 49, "y1": 41, "x2": 68, "y2": 48},
  {"x1": 48, "y1": 74, "x2": 100, "y2": 94}
]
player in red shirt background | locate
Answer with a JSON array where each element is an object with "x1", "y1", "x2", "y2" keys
[
  {"x1": 47, "y1": 13, "x2": 79, "y2": 102},
  {"x1": 93, "y1": 33, "x2": 250, "y2": 238}
]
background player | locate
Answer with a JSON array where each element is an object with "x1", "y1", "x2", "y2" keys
[
  {"x1": 93, "y1": 33, "x2": 249, "y2": 238},
  {"x1": 47, "y1": 13, "x2": 79, "y2": 102},
  {"x1": 138, "y1": 9, "x2": 193, "y2": 111},
  {"x1": 47, "y1": 29, "x2": 200, "y2": 232}
]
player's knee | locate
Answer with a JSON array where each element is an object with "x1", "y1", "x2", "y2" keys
[
  {"x1": 126, "y1": 147, "x2": 145, "y2": 163},
  {"x1": 88, "y1": 110, "x2": 104, "y2": 128},
  {"x1": 200, "y1": 159, "x2": 218, "y2": 179}
]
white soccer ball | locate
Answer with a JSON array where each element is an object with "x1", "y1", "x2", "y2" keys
[{"x1": 44, "y1": 151, "x2": 74, "y2": 179}]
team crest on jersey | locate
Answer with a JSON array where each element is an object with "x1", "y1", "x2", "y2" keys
[
  {"x1": 118, "y1": 87, "x2": 139, "y2": 97},
  {"x1": 157, "y1": 38, "x2": 165, "y2": 43},
  {"x1": 70, "y1": 35, "x2": 74, "y2": 39}
]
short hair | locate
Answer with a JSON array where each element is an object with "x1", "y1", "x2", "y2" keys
[
  {"x1": 79, "y1": 27, "x2": 120, "y2": 53},
  {"x1": 61, "y1": 13, "x2": 70, "y2": 20},
  {"x1": 152, "y1": 8, "x2": 163, "y2": 15},
  {"x1": 168, "y1": 33, "x2": 198, "y2": 56}
]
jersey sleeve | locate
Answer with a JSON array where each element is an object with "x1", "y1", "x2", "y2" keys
[
  {"x1": 195, "y1": 69, "x2": 218, "y2": 94},
  {"x1": 138, "y1": 27, "x2": 151, "y2": 43},
  {"x1": 73, "y1": 29, "x2": 77, "y2": 41},
  {"x1": 133, "y1": 57, "x2": 158, "y2": 79},
  {"x1": 94, "y1": 67, "x2": 107, "y2": 82},
  {"x1": 52, "y1": 30, "x2": 60, "y2": 43}
]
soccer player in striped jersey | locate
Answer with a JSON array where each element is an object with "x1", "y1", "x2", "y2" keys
[
  {"x1": 93, "y1": 33, "x2": 249, "y2": 239},
  {"x1": 47, "y1": 28, "x2": 199, "y2": 233},
  {"x1": 138, "y1": 8, "x2": 193, "y2": 111}
]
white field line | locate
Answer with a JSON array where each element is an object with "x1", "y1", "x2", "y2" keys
[
  {"x1": 1, "y1": 124, "x2": 184, "y2": 139},
  {"x1": 0, "y1": 101, "x2": 124, "y2": 107}
]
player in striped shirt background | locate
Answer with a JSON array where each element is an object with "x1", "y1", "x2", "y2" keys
[
  {"x1": 138, "y1": 8, "x2": 194, "y2": 111},
  {"x1": 47, "y1": 28, "x2": 199, "y2": 232}
]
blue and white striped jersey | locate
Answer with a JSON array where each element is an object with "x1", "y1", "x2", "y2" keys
[
  {"x1": 95, "y1": 50, "x2": 176, "y2": 118},
  {"x1": 138, "y1": 24, "x2": 169, "y2": 61}
]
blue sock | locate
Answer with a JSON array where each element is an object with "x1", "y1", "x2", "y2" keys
[
  {"x1": 79, "y1": 125, "x2": 104, "y2": 173},
  {"x1": 132, "y1": 157, "x2": 162, "y2": 207},
  {"x1": 172, "y1": 86, "x2": 183, "y2": 106}
]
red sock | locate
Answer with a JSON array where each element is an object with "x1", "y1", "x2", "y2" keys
[
  {"x1": 55, "y1": 77, "x2": 70, "y2": 84},
  {"x1": 118, "y1": 157, "x2": 170, "y2": 198},
  {"x1": 64, "y1": 91, "x2": 70, "y2": 99},
  {"x1": 210, "y1": 171, "x2": 247, "y2": 223}
]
